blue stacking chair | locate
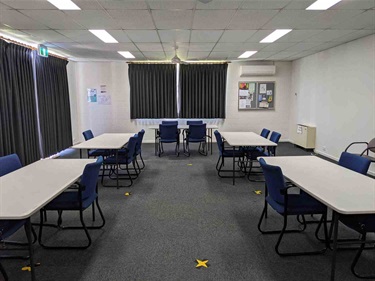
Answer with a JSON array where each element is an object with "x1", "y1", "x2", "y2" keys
[
  {"x1": 187, "y1": 120, "x2": 203, "y2": 125},
  {"x1": 135, "y1": 129, "x2": 146, "y2": 170},
  {"x1": 102, "y1": 136, "x2": 139, "y2": 187},
  {"x1": 260, "y1": 128, "x2": 271, "y2": 138},
  {"x1": 82, "y1": 130, "x2": 111, "y2": 158},
  {"x1": 38, "y1": 157, "x2": 105, "y2": 249},
  {"x1": 162, "y1": 121, "x2": 178, "y2": 125},
  {"x1": 183, "y1": 124, "x2": 208, "y2": 156},
  {"x1": 214, "y1": 130, "x2": 244, "y2": 177},
  {"x1": 158, "y1": 124, "x2": 180, "y2": 157},
  {"x1": 258, "y1": 158, "x2": 328, "y2": 256}
]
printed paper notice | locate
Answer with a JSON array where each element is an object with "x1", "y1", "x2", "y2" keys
[
  {"x1": 266, "y1": 90, "x2": 272, "y2": 96},
  {"x1": 87, "y1": 88, "x2": 97, "y2": 103},
  {"x1": 249, "y1": 83, "x2": 256, "y2": 94},
  {"x1": 239, "y1": 98, "x2": 247, "y2": 109},
  {"x1": 297, "y1": 125, "x2": 302, "y2": 134},
  {"x1": 259, "y1": 84, "x2": 267, "y2": 94},
  {"x1": 98, "y1": 93, "x2": 111, "y2": 105},
  {"x1": 239, "y1": 90, "x2": 249, "y2": 97}
]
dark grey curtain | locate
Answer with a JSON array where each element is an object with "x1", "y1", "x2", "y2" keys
[
  {"x1": 0, "y1": 39, "x2": 40, "y2": 165},
  {"x1": 35, "y1": 55, "x2": 72, "y2": 157},
  {"x1": 180, "y1": 64, "x2": 228, "y2": 118},
  {"x1": 129, "y1": 64, "x2": 177, "y2": 118}
]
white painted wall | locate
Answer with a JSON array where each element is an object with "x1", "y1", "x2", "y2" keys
[
  {"x1": 67, "y1": 61, "x2": 292, "y2": 144},
  {"x1": 290, "y1": 34, "x2": 375, "y2": 173}
]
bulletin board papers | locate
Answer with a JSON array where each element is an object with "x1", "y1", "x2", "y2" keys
[
  {"x1": 238, "y1": 82, "x2": 257, "y2": 109},
  {"x1": 238, "y1": 81, "x2": 275, "y2": 110},
  {"x1": 87, "y1": 88, "x2": 97, "y2": 103}
]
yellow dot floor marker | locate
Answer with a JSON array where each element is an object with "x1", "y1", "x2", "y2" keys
[
  {"x1": 254, "y1": 190, "x2": 262, "y2": 195},
  {"x1": 187, "y1": 164, "x2": 193, "y2": 166},
  {"x1": 195, "y1": 259, "x2": 209, "y2": 268},
  {"x1": 124, "y1": 192, "x2": 131, "y2": 196}
]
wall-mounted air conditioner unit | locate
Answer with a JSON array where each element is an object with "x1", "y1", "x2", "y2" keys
[{"x1": 240, "y1": 65, "x2": 276, "y2": 76}]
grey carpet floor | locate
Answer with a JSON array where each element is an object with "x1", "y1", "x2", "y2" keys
[{"x1": 2, "y1": 143, "x2": 372, "y2": 281}]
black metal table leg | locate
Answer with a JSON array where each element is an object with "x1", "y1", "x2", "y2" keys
[
  {"x1": 116, "y1": 150, "x2": 119, "y2": 189},
  {"x1": 330, "y1": 211, "x2": 339, "y2": 281},
  {"x1": 154, "y1": 129, "x2": 157, "y2": 156},
  {"x1": 210, "y1": 128, "x2": 213, "y2": 155},
  {"x1": 25, "y1": 218, "x2": 36, "y2": 281},
  {"x1": 232, "y1": 146, "x2": 235, "y2": 185},
  {"x1": 79, "y1": 149, "x2": 82, "y2": 159}
]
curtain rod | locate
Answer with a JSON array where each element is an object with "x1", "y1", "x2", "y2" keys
[{"x1": 0, "y1": 36, "x2": 68, "y2": 61}]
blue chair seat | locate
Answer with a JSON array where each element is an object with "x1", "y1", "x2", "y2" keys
[
  {"x1": 46, "y1": 191, "x2": 97, "y2": 210},
  {"x1": 340, "y1": 214, "x2": 375, "y2": 233},
  {"x1": 104, "y1": 155, "x2": 132, "y2": 165},
  {"x1": 0, "y1": 220, "x2": 27, "y2": 239},
  {"x1": 89, "y1": 149, "x2": 111, "y2": 157},
  {"x1": 266, "y1": 195, "x2": 326, "y2": 215},
  {"x1": 188, "y1": 137, "x2": 206, "y2": 142},
  {"x1": 160, "y1": 138, "x2": 178, "y2": 143}
]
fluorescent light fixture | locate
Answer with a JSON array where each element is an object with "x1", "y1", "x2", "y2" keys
[
  {"x1": 89, "y1": 30, "x2": 118, "y2": 43},
  {"x1": 47, "y1": 0, "x2": 81, "y2": 10},
  {"x1": 118, "y1": 51, "x2": 135, "y2": 59},
  {"x1": 238, "y1": 51, "x2": 257, "y2": 59},
  {"x1": 306, "y1": 0, "x2": 342, "y2": 10},
  {"x1": 260, "y1": 29, "x2": 292, "y2": 43}
]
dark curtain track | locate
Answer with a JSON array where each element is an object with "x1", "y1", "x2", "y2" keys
[
  {"x1": 180, "y1": 64, "x2": 227, "y2": 118},
  {"x1": 0, "y1": 39, "x2": 40, "y2": 165},
  {"x1": 35, "y1": 55, "x2": 72, "y2": 157},
  {"x1": 129, "y1": 64, "x2": 177, "y2": 119}
]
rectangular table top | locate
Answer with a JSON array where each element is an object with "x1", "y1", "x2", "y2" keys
[
  {"x1": 72, "y1": 133, "x2": 135, "y2": 150},
  {"x1": 220, "y1": 132, "x2": 277, "y2": 147},
  {"x1": 262, "y1": 156, "x2": 375, "y2": 215},
  {"x1": 149, "y1": 124, "x2": 218, "y2": 130},
  {"x1": 0, "y1": 159, "x2": 95, "y2": 219}
]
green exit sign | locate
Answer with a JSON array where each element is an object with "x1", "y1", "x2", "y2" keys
[{"x1": 38, "y1": 44, "x2": 48, "y2": 57}]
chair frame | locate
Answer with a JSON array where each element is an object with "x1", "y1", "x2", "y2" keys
[
  {"x1": 157, "y1": 125, "x2": 180, "y2": 157},
  {"x1": 183, "y1": 125, "x2": 210, "y2": 157}
]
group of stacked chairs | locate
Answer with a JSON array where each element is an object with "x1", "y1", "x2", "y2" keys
[
  {"x1": 82, "y1": 129, "x2": 146, "y2": 187},
  {"x1": 157, "y1": 120, "x2": 210, "y2": 157},
  {"x1": 214, "y1": 128, "x2": 281, "y2": 180}
]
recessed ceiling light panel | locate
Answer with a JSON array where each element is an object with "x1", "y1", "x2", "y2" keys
[
  {"x1": 47, "y1": 0, "x2": 81, "y2": 10},
  {"x1": 238, "y1": 51, "x2": 257, "y2": 59},
  {"x1": 306, "y1": 0, "x2": 342, "y2": 10},
  {"x1": 260, "y1": 29, "x2": 292, "y2": 43},
  {"x1": 118, "y1": 51, "x2": 135, "y2": 59},
  {"x1": 89, "y1": 30, "x2": 118, "y2": 43}
]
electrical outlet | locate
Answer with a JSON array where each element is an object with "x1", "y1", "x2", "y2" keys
[{"x1": 322, "y1": 146, "x2": 326, "y2": 152}]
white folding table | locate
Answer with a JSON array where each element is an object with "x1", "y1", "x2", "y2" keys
[
  {"x1": 263, "y1": 156, "x2": 375, "y2": 281},
  {"x1": 149, "y1": 124, "x2": 218, "y2": 155},
  {"x1": 0, "y1": 158, "x2": 95, "y2": 280},
  {"x1": 220, "y1": 132, "x2": 277, "y2": 185},
  {"x1": 72, "y1": 133, "x2": 135, "y2": 188}
]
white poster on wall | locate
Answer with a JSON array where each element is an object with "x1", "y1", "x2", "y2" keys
[{"x1": 98, "y1": 93, "x2": 111, "y2": 105}]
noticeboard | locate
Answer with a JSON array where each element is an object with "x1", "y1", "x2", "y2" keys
[{"x1": 238, "y1": 81, "x2": 275, "y2": 110}]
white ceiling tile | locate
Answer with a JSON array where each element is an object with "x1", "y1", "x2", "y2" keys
[
  {"x1": 72, "y1": 0, "x2": 103, "y2": 9},
  {"x1": 284, "y1": 1, "x2": 316, "y2": 10},
  {"x1": 190, "y1": 30, "x2": 223, "y2": 42},
  {"x1": 307, "y1": 10, "x2": 365, "y2": 29},
  {"x1": 196, "y1": 0, "x2": 242, "y2": 9},
  {"x1": 332, "y1": 29, "x2": 375, "y2": 42},
  {"x1": 332, "y1": 10, "x2": 375, "y2": 30},
  {"x1": 21, "y1": 10, "x2": 84, "y2": 30},
  {"x1": 79, "y1": 43, "x2": 139, "y2": 52},
  {"x1": 187, "y1": 51, "x2": 210, "y2": 59},
  {"x1": 107, "y1": 10, "x2": 155, "y2": 29},
  {"x1": 246, "y1": 30, "x2": 274, "y2": 42},
  {"x1": 308, "y1": 42, "x2": 345, "y2": 51},
  {"x1": 241, "y1": 0, "x2": 291, "y2": 10},
  {"x1": 0, "y1": 3, "x2": 11, "y2": 9},
  {"x1": 304, "y1": 30, "x2": 357, "y2": 42},
  {"x1": 58, "y1": 30, "x2": 102, "y2": 43},
  {"x1": 193, "y1": 10, "x2": 236, "y2": 29},
  {"x1": 0, "y1": 10, "x2": 47, "y2": 29},
  {"x1": 148, "y1": 0, "x2": 195, "y2": 10},
  {"x1": 64, "y1": 10, "x2": 121, "y2": 29},
  {"x1": 240, "y1": 51, "x2": 275, "y2": 60},
  {"x1": 267, "y1": 51, "x2": 301, "y2": 60},
  {"x1": 159, "y1": 30, "x2": 190, "y2": 43},
  {"x1": 125, "y1": 30, "x2": 160, "y2": 43},
  {"x1": 20, "y1": 30, "x2": 73, "y2": 43},
  {"x1": 219, "y1": 30, "x2": 257, "y2": 42},
  {"x1": 142, "y1": 52, "x2": 166, "y2": 60},
  {"x1": 332, "y1": 0, "x2": 375, "y2": 10},
  {"x1": 262, "y1": 10, "x2": 323, "y2": 29},
  {"x1": 184, "y1": 42, "x2": 215, "y2": 51},
  {"x1": 228, "y1": 10, "x2": 279, "y2": 29},
  {"x1": 276, "y1": 30, "x2": 324, "y2": 42},
  {"x1": 135, "y1": 42, "x2": 164, "y2": 52},
  {"x1": 165, "y1": 49, "x2": 188, "y2": 59},
  {"x1": 98, "y1": 0, "x2": 148, "y2": 9},
  {"x1": 208, "y1": 52, "x2": 230, "y2": 59},
  {"x1": 0, "y1": 28, "x2": 35, "y2": 41},
  {"x1": 284, "y1": 42, "x2": 323, "y2": 51},
  {"x1": 213, "y1": 42, "x2": 264, "y2": 52},
  {"x1": 152, "y1": 10, "x2": 193, "y2": 29},
  {"x1": 107, "y1": 30, "x2": 132, "y2": 43},
  {"x1": 259, "y1": 42, "x2": 296, "y2": 52},
  {"x1": 1, "y1": 0, "x2": 55, "y2": 9}
]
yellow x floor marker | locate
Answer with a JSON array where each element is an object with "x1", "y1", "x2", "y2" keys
[
  {"x1": 254, "y1": 190, "x2": 262, "y2": 195},
  {"x1": 195, "y1": 259, "x2": 209, "y2": 268}
]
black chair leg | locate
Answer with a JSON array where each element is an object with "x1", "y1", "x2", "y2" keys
[
  {"x1": 215, "y1": 156, "x2": 222, "y2": 171},
  {"x1": 350, "y1": 233, "x2": 375, "y2": 279},
  {"x1": 92, "y1": 202, "x2": 95, "y2": 222},
  {"x1": 0, "y1": 261, "x2": 8, "y2": 281},
  {"x1": 139, "y1": 153, "x2": 145, "y2": 169}
]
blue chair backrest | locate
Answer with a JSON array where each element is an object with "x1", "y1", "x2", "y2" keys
[
  {"x1": 162, "y1": 121, "x2": 178, "y2": 125},
  {"x1": 82, "y1": 130, "x2": 94, "y2": 141},
  {"x1": 270, "y1": 131, "x2": 281, "y2": 143},
  {"x1": 81, "y1": 156, "x2": 103, "y2": 200},
  {"x1": 260, "y1": 128, "x2": 270, "y2": 138},
  {"x1": 187, "y1": 120, "x2": 203, "y2": 125},
  {"x1": 259, "y1": 158, "x2": 286, "y2": 204},
  {"x1": 339, "y1": 152, "x2": 371, "y2": 175},
  {"x1": 214, "y1": 130, "x2": 223, "y2": 154},
  {"x1": 188, "y1": 124, "x2": 206, "y2": 139},
  {"x1": 159, "y1": 124, "x2": 178, "y2": 140},
  {"x1": 126, "y1": 136, "x2": 138, "y2": 162},
  {"x1": 136, "y1": 129, "x2": 145, "y2": 153},
  {"x1": 0, "y1": 154, "x2": 22, "y2": 177}
]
